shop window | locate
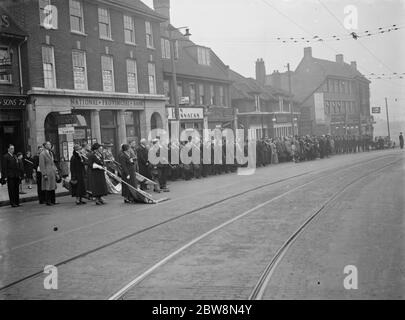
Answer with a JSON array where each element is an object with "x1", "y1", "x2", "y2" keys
[
  {"x1": 69, "y1": 0, "x2": 84, "y2": 33},
  {"x1": 72, "y1": 50, "x2": 87, "y2": 90},
  {"x1": 125, "y1": 111, "x2": 140, "y2": 142},
  {"x1": 0, "y1": 47, "x2": 12, "y2": 84}
]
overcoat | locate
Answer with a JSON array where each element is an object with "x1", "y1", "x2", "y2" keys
[
  {"x1": 39, "y1": 150, "x2": 57, "y2": 191},
  {"x1": 70, "y1": 151, "x2": 86, "y2": 197},
  {"x1": 88, "y1": 152, "x2": 108, "y2": 197},
  {"x1": 118, "y1": 151, "x2": 138, "y2": 200}
]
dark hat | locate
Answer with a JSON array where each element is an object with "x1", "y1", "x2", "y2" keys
[{"x1": 91, "y1": 143, "x2": 102, "y2": 151}]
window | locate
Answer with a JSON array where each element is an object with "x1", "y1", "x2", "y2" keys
[
  {"x1": 98, "y1": 7, "x2": 111, "y2": 40},
  {"x1": 197, "y1": 47, "x2": 210, "y2": 66},
  {"x1": 0, "y1": 47, "x2": 12, "y2": 83},
  {"x1": 174, "y1": 40, "x2": 179, "y2": 60},
  {"x1": 123, "y1": 15, "x2": 135, "y2": 44},
  {"x1": 255, "y1": 95, "x2": 260, "y2": 111},
  {"x1": 126, "y1": 59, "x2": 138, "y2": 94},
  {"x1": 69, "y1": 0, "x2": 84, "y2": 33},
  {"x1": 148, "y1": 62, "x2": 156, "y2": 94},
  {"x1": 198, "y1": 84, "x2": 205, "y2": 105},
  {"x1": 125, "y1": 111, "x2": 140, "y2": 142},
  {"x1": 209, "y1": 85, "x2": 215, "y2": 105},
  {"x1": 72, "y1": 50, "x2": 87, "y2": 90},
  {"x1": 177, "y1": 82, "x2": 183, "y2": 103},
  {"x1": 334, "y1": 80, "x2": 339, "y2": 93},
  {"x1": 42, "y1": 46, "x2": 56, "y2": 88},
  {"x1": 161, "y1": 38, "x2": 170, "y2": 59},
  {"x1": 278, "y1": 97, "x2": 284, "y2": 112},
  {"x1": 189, "y1": 83, "x2": 196, "y2": 105},
  {"x1": 328, "y1": 79, "x2": 334, "y2": 93},
  {"x1": 219, "y1": 86, "x2": 225, "y2": 106},
  {"x1": 163, "y1": 80, "x2": 170, "y2": 98},
  {"x1": 101, "y1": 55, "x2": 114, "y2": 92},
  {"x1": 39, "y1": 0, "x2": 57, "y2": 29},
  {"x1": 145, "y1": 21, "x2": 154, "y2": 48}
]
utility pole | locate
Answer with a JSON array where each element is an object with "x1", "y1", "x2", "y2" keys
[
  {"x1": 385, "y1": 97, "x2": 391, "y2": 140},
  {"x1": 287, "y1": 63, "x2": 294, "y2": 136}
]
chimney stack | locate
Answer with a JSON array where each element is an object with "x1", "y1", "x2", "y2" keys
[
  {"x1": 255, "y1": 58, "x2": 266, "y2": 86},
  {"x1": 336, "y1": 54, "x2": 344, "y2": 64},
  {"x1": 304, "y1": 47, "x2": 312, "y2": 59},
  {"x1": 153, "y1": 0, "x2": 170, "y2": 23},
  {"x1": 351, "y1": 61, "x2": 357, "y2": 70}
]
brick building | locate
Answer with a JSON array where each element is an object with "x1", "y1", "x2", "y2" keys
[
  {"x1": 267, "y1": 47, "x2": 373, "y2": 137},
  {"x1": 2, "y1": 0, "x2": 168, "y2": 161},
  {"x1": 230, "y1": 60, "x2": 299, "y2": 140},
  {"x1": 153, "y1": 0, "x2": 234, "y2": 139},
  {"x1": 0, "y1": 7, "x2": 28, "y2": 155}
]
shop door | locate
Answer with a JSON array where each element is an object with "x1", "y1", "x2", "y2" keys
[{"x1": 0, "y1": 121, "x2": 24, "y2": 155}]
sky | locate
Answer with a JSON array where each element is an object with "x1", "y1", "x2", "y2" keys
[{"x1": 143, "y1": 0, "x2": 405, "y2": 136}]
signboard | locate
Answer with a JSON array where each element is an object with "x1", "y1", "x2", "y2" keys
[
  {"x1": 314, "y1": 93, "x2": 326, "y2": 124},
  {"x1": 179, "y1": 97, "x2": 190, "y2": 105},
  {"x1": 372, "y1": 107, "x2": 381, "y2": 114},
  {"x1": 70, "y1": 98, "x2": 144, "y2": 110},
  {"x1": 167, "y1": 107, "x2": 204, "y2": 120},
  {"x1": 179, "y1": 108, "x2": 203, "y2": 120},
  {"x1": 0, "y1": 96, "x2": 27, "y2": 108},
  {"x1": 58, "y1": 126, "x2": 75, "y2": 135}
]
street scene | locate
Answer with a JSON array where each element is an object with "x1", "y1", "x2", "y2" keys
[{"x1": 1, "y1": 0, "x2": 405, "y2": 301}]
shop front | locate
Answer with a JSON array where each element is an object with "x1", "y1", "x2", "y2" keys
[
  {"x1": 0, "y1": 95, "x2": 28, "y2": 155},
  {"x1": 167, "y1": 106, "x2": 205, "y2": 139},
  {"x1": 28, "y1": 89, "x2": 167, "y2": 163}
]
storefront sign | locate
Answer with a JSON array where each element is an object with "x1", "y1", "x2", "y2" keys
[
  {"x1": 275, "y1": 114, "x2": 291, "y2": 123},
  {"x1": 58, "y1": 126, "x2": 75, "y2": 135},
  {"x1": 167, "y1": 107, "x2": 204, "y2": 120},
  {"x1": 0, "y1": 96, "x2": 27, "y2": 108},
  {"x1": 70, "y1": 98, "x2": 144, "y2": 109}
]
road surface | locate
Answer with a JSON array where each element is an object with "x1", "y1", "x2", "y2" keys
[{"x1": 0, "y1": 149, "x2": 403, "y2": 300}]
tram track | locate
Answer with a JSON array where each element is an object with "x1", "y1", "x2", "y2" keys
[
  {"x1": 109, "y1": 155, "x2": 401, "y2": 300},
  {"x1": 248, "y1": 159, "x2": 402, "y2": 300},
  {"x1": 0, "y1": 153, "x2": 399, "y2": 296}
]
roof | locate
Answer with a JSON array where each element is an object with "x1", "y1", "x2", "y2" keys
[
  {"x1": 229, "y1": 69, "x2": 294, "y2": 102},
  {"x1": 161, "y1": 26, "x2": 230, "y2": 83},
  {"x1": 100, "y1": 0, "x2": 166, "y2": 21},
  {"x1": 289, "y1": 55, "x2": 370, "y2": 104}
]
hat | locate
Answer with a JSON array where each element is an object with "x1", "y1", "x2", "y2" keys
[
  {"x1": 91, "y1": 143, "x2": 102, "y2": 151},
  {"x1": 152, "y1": 138, "x2": 159, "y2": 144}
]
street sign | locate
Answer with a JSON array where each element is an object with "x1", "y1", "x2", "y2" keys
[{"x1": 372, "y1": 107, "x2": 381, "y2": 114}]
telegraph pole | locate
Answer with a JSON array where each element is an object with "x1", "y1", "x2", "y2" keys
[
  {"x1": 385, "y1": 98, "x2": 391, "y2": 140},
  {"x1": 287, "y1": 63, "x2": 294, "y2": 136}
]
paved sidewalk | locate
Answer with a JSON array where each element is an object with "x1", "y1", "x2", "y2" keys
[{"x1": 0, "y1": 180, "x2": 69, "y2": 207}]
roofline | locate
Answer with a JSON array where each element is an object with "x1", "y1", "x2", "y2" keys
[
  {"x1": 96, "y1": 0, "x2": 167, "y2": 22},
  {"x1": 163, "y1": 71, "x2": 231, "y2": 84}
]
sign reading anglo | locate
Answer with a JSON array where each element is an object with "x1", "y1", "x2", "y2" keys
[
  {"x1": 70, "y1": 98, "x2": 144, "y2": 109},
  {"x1": 0, "y1": 96, "x2": 27, "y2": 108}
]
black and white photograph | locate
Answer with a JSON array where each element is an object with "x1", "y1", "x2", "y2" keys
[{"x1": 0, "y1": 0, "x2": 404, "y2": 305}]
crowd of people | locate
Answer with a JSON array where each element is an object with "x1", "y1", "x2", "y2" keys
[{"x1": 1, "y1": 132, "x2": 403, "y2": 208}]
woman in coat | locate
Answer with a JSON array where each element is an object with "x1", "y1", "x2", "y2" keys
[
  {"x1": 88, "y1": 143, "x2": 108, "y2": 205},
  {"x1": 70, "y1": 144, "x2": 87, "y2": 205},
  {"x1": 118, "y1": 144, "x2": 138, "y2": 204}
]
